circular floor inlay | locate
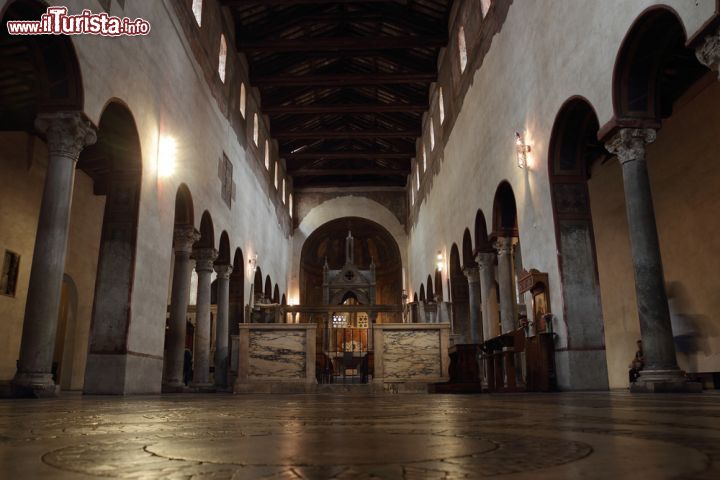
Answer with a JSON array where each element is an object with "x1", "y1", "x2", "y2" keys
[{"x1": 145, "y1": 432, "x2": 497, "y2": 466}]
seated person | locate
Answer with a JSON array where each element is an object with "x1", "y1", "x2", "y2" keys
[{"x1": 628, "y1": 339, "x2": 644, "y2": 384}]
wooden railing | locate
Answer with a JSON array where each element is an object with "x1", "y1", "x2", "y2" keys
[{"x1": 480, "y1": 329, "x2": 556, "y2": 392}]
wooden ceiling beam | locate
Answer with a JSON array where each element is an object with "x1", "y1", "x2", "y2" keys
[
  {"x1": 290, "y1": 168, "x2": 410, "y2": 176},
  {"x1": 285, "y1": 152, "x2": 412, "y2": 160},
  {"x1": 253, "y1": 73, "x2": 435, "y2": 87},
  {"x1": 264, "y1": 103, "x2": 426, "y2": 114},
  {"x1": 238, "y1": 36, "x2": 445, "y2": 52},
  {"x1": 273, "y1": 130, "x2": 419, "y2": 139},
  {"x1": 223, "y1": 0, "x2": 407, "y2": 6}
]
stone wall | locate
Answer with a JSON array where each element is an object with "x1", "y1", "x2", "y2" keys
[
  {"x1": 404, "y1": 0, "x2": 717, "y2": 390},
  {"x1": 0, "y1": 133, "x2": 105, "y2": 387},
  {"x1": 0, "y1": 0, "x2": 293, "y2": 392},
  {"x1": 590, "y1": 79, "x2": 720, "y2": 388}
]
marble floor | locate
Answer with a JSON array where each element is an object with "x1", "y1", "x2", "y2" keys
[{"x1": 0, "y1": 392, "x2": 719, "y2": 479}]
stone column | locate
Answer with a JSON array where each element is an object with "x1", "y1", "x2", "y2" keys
[
  {"x1": 476, "y1": 251, "x2": 500, "y2": 339},
  {"x1": 463, "y1": 266, "x2": 483, "y2": 343},
  {"x1": 696, "y1": 27, "x2": 720, "y2": 79},
  {"x1": 605, "y1": 128, "x2": 687, "y2": 390},
  {"x1": 12, "y1": 112, "x2": 96, "y2": 396},
  {"x1": 162, "y1": 226, "x2": 200, "y2": 392},
  {"x1": 191, "y1": 247, "x2": 218, "y2": 389},
  {"x1": 214, "y1": 263, "x2": 232, "y2": 389},
  {"x1": 495, "y1": 237, "x2": 517, "y2": 334}
]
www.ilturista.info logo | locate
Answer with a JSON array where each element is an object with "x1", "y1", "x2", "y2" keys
[{"x1": 6, "y1": 6, "x2": 151, "y2": 36}]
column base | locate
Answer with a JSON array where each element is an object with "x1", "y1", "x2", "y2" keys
[
  {"x1": 190, "y1": 382, "x2": 216, "y2": 393},
  {"x1": 10, "y1": 372, "x2": 60, "y2": 398},
  {"x1": 631, "y1": 369, "x2": 703, "y2": 393},
  {"x1": 161, "y1": 382, "x2": 187, "y2": 393}
]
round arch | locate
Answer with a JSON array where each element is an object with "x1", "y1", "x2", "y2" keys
[
  {"x1": 174, "y1": 184, "x2": 194, "y2": 226},
  {"x1": 450, "y1": 243, "x2": 470, "y2": 341},
  {"x1": 0, "y1": 0, "x2": 84, "y2": 131},
  {"x1": 292, "y1": 196, "x2": 408, "y2": 301},
  {"x1": 82, "y1": 101, "x2": 146, "y2": 394},
  {"x1": 197, "y1": 211, "x2": 215, "y2": 249},
  {"x1": 230, "y1": 248, "x2": 245, "y2": 329},
  {"x1": 462, "y1": 228, "x2": 475, "y2": 268},
  {"x1": 612, "y1": 6, "x2": 707, "y2": 122},
  {"x1": 492, "y1": 181, "x2": 518, "y2": 238},
  {"x1": 299, "y1": 216, "x2": 403, "y2": 318},
  {"x1": 217, "y1": 232, "x2": 231, "y2": 265},
  {"x1": 548, "y1": 97, "x2": 608, "y2": 383}
]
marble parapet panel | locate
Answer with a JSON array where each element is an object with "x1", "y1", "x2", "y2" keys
[
  {"x1": 233, "y1": 324, "x2": 317, "y2": 392},
  {"x1": 374, "y1": 323, "x2": 450, "y2": 385},
  {"x1": 249, "y1": 330, "x2": 305, "y2": 379},
  {"x1": 383, "y1": 330, "x2": 441, "y2": 380}
]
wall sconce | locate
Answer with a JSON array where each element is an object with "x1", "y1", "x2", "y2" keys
[
  {"x1": 515, "y1": 131, "x2": 531, "y2": 169},
  {"x1": 247, "y1": 254, "x2": 258, "y2": 276},
  {"x1": 157, "y1": 135, "x2": 177, "y2": 178},
  {"x1": 436, "y1": 250, "x2": 444, "y2": 272}
]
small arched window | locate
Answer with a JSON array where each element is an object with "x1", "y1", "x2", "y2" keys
[
  {"x1": 274, "y1": 161, "x2": 279, "y2": 189},
  {"x1": 218, "y1": 35, "x2": 227, "y2": 83},
  {"x1": 422, "y1": 144, "x2": 427, "y2": 172},
  {"x1": 416, "y1": 165, "x2": 420, "y2": 190},
  {"x1": 253, "y1": 113, "x2": 259, "y2": 146},
  {"x1": 192, "y1": 0, "x2": 202, "y2": 26},
  {"x1": 439, "y1": 88, "x2": 445, "y2": 124},
  {"x1": 410, "y1": 186, "x2": 415, "y2": 206},
  {"x1": 282, "y1": 179, "x2": 286, "y2": 203},
  {"x1": 289, "y1": 194, "x2": 293, "y2": 217},
  {"x1": 264, "y1": 140, "x2": 270, "y2": 169},
  {"x1": 458, "y1": 26, "x2": 468, "y2": 73},
  {"x1": 239, "y1": 83, "x2": 246, "y2": 117},
  {"x1": 429, "y1": 118, "x2": 435, "y2": 150}
]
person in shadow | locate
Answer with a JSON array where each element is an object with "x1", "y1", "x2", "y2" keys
[{"x1": 629, "y1": 339, "x2": 644, "y2": 384}]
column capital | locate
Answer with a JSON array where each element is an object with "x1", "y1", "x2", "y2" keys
[
  {"x1": 475, "y1": 251, "x2": 496, "y2": 269},
  {"x1": 463, "y1": 266, "x2": 480, "y2": 283},
  {"x1": 695, "y1": 26, "x2": 720, "y2": 79},
  {"x1": 193, "y1": 247, "x2": 219, "y2": 272},
  {"x1": 173, "y1": 225, "x2": 201, "y2": 254},
  {"x1": 605, "y1": 128, "x2": 656, "y2": 165},
  {"x1": 35, "y1": 111, "x2": 97, "y2": 160},
  {"x1": 494, "y1": 236, "x2": 514, "y2": 256},
  {"x1": 214, "y1": 263, "x2": 233, "y2": 279}
]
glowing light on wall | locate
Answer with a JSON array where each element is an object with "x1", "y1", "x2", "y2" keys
[
  {"x1": 436, "y1": 250, "x2": 445, "y2": 272},
  {"x1": 515, "y1": 131, "x2": 531, "y2": 169},
  {"x1": 157, "y1": 135, "x2": 177, "y2": 178}
]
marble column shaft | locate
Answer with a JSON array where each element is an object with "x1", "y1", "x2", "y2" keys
[
  {"x1": 192, "y1": 247, "x2": 218, "y2": 387},
  {"x1": 214, "y1": 264, "x2": 232, "y2": 388},
  {"x1": 464, "y1": 266, "x2": 482, "y2": 343},
  {"x1": 163, "y1": 226, "x2": 200, "y2": 390},
  {"x1": 605, "y1": 128, "x2": 679, "y2": 373},
  {"x1": 13, "y1": 112, "x2": 96, "y2": 393},
  {"x1": 495, "y1": 237, "x2": 516, "y2": 334},
  {"x1": 476, "y1": 251, "x2": 500, "y2": 339}
]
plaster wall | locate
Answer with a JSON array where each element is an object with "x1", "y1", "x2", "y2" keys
[
  {"x1": 0, "y1": 133, "x2": 105, "y2": 386},
  {"x1": 0, "y1": 0, "x2": 291, "y2": 392},
  {"x1": 406, "y1": 0, "x2": 716, "y2": 389},
  {"x1": 590, "y1": 79, "x2": 720, "y2": 389}
]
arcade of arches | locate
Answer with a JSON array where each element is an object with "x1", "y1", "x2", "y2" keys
[{"x1": 1, "y1": 0, "x2": 720, "y2": 477}]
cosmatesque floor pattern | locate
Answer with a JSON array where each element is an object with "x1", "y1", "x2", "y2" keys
[{"x1": 1, "y1": 392, "x2": 719, "y2": 479}]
